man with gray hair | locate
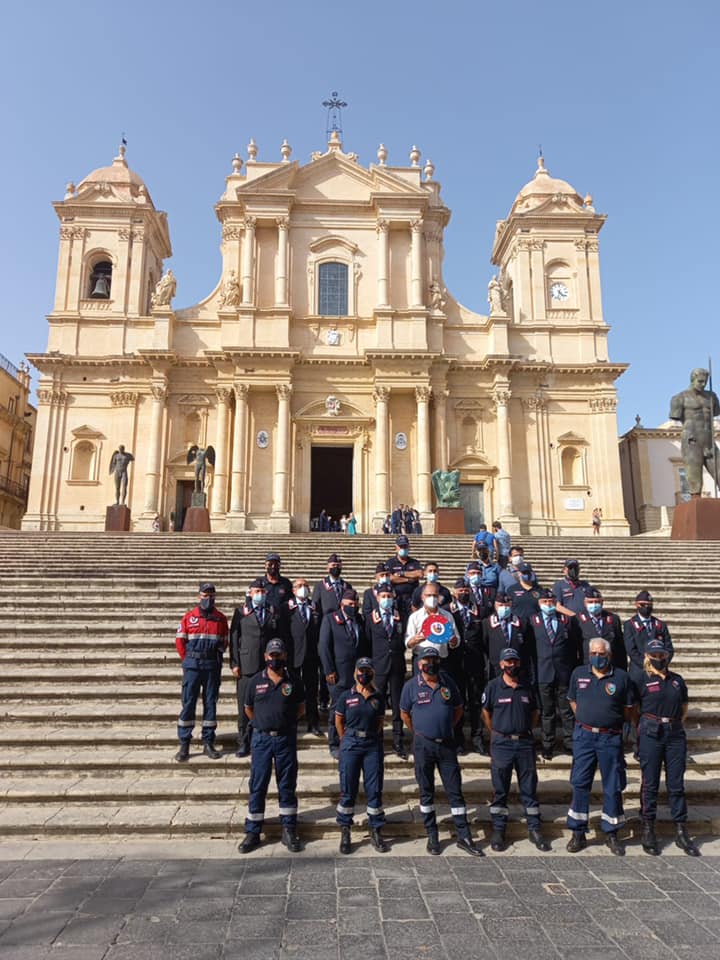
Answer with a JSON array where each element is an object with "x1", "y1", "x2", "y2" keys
[{"x1": 669, "y1": 367, "x2": 720, "y2": 495}]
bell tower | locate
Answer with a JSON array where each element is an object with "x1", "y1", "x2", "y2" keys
[{"x1": 50, "y1": 144, "x2": 171, "y2": 355}]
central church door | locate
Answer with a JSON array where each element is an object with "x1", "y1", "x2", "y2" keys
[{"x1": 311, "y1": 446, "x2": 353, "y2": 528}]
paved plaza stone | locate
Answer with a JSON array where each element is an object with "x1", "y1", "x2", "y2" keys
[{"x1": 0, "y1": 846, "x2": 719, "y2": 959}]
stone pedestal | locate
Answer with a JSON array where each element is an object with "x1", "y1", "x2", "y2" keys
[
  {"x1": 191, "y1": 492, "x2": 207, "y2": 508},
  {"x1": 671, "y1": 498, "x2": 720, "y2": 540},
  {"x1": 105, "y1": 505, "x2": 130, "y2": 532},
  {"x1": 183, "y1": 507, "x2": 211, "y2": 533},
  {"x1": 434, "y1": 507, "x2": 465, "y2": 534}
]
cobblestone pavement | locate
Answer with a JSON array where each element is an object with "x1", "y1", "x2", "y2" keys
[{"x1": 0, "y1": 841, "x2": 719, "y2": 960}]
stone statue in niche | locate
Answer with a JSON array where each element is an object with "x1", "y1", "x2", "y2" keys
[
  {"x1": 431, "y1": 469, "x2": 461, "y2": 508},
  {"x1": 218, "y1": 270, "x2": 241, "y2": 308},
  {"x1": 150, "y1": 270, "x2": 176, "y2": 308},
  {"x1": 488, "y1": 275, "x2": 504, "y2": 315},
  {"x1": 429, "y1": 281, "x2": 447, "y2": 311}
]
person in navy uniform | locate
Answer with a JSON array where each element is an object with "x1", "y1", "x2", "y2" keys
[
  {"x1": 633, "y1": 639, "x2": 699, "y2": 857},
  {"x1": 623, "y1": 590, "x2": 673, "y2": 685},
  {"x1": 464, "y1": 561, "x2": 496, "y2": 616},
  {"x1": 410, "y1": 562, "x2": 452, "y2": 612},
  {"x1": 312, "y1": 553, "x2": 353, "y2": 616},
  {"x1": 551, "y1": 558, "x2": 594, "y2": 616},
  {"x1": 174, "y1": 582, "x2": 229, "y2": 762},
  {"x1": 527, "y1": 588, "x2": 581, "y2": 760},
  {"x1": 481, "y1": 648, "x2": 551, "y2": 853},
  {"x1": 507, "y1": 562, "x2": 543, "y2": 623},
  {"x1": 239, "y1": 639, "x2": 305, "y2": 854},
  {"x1": 577, "y1": 588, "x2": 626, "y2": 669},
  {"x1": 335, "y1": 657, "x2": 389, "y2": 854},
  {"x1": 450, "y1": 578, "x2": 487, "y2": 755},
  {"x1": 285, "y1": 578, "x2": 323, "y2": 736},
  {"x1": 261, "y1": 551, "x2": 293, "y2": 610},
  {"x1": 230, "y1": 579, "x2": 281, "y2": 757},
  {"x1": 387, "y1": 535, "x2": 423, "y2": 630},
  {"x1": 566, "y1": 637, "x2": 633, "y2": 855},
  {"x1": 365, "y1": 583, "x2": 408, "y2": 759},
  {"x1": 483, "y1": 591, "x2": 530, "y2": 682},
  {"x1": 319, "y1": 588, "x2": 367, "y2": 758},
  {"x1": 362, "y1": 563, "x2": 393, "y2": 622},
  {"x1": 399, "y1": 645, "x2": 483, "y2": 856}
]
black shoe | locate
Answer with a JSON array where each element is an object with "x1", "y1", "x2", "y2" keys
[
  {"x1": 675, "y1": 824, "x2": 700, "y2": 857},
  {"x1": 393, "y1": 740, "x2": 408, "y2": 760},
  {"x1": 490, "y1": 829, "x2": 506, "y2": 852},
  {"x1": 426, "y1": 832, "x2": 441, "y2": 855},
  {"x1": 235, "y1": 742, "x2": 250, "y2": 758},
  {"x1": 339, "y1": 825, "x2": 352, "y2": 855},
  {"x1": 239, "y1": 832, "x2": 260, "y2": 854},
  {"x1": 318, "y1": 702, "x2": 329, "y2": 714},
  {"x1": 529, "y1": 828, "x2": 551, "y2": 852},
  {"x1": 566, "y1": 832, "x2": 586, "y2": 853},
  {"x1": 456, "y1": 745, "x2": 467, "y2": 756},
  {"x1": 641, "y1": 822, "x2": 660, "y2": 856},
  {"x1": 456, "y1": 835, "x2": 484, "y2": 857},
  {"x1": 472, "y1": 737, "x2": 488, "y2": 756},
  {"x1": 541, "y1": 750, "x2": 553, "y2": 761},
  {"x1": 371, "y1": 828, "x2": 389, "y2": 853},
  {"x1": 282, "y1": 827, "x2": 302, "y2": 853},
  {"x1": 203, "y1": 742, "x2": 222, "y2": 759},
  {"x1": 307, "y1": 725, "x2": 323, "y2": 737},
  {"x1": 174, "y1": 741, "x2": 190, "y2": 763},
  {"x1": 606, "y1": 832, "x2": 625, "y2": 857}
]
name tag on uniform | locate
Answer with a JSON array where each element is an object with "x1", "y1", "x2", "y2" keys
[
  {"x1": 417, "y1": 691, "x2": 432, "y2": 704},
  {"x1": 255, "y1": 684, "x2": 269, "y2": 694},
  {"x1": 498, "y1": 698, "x2": 512, "y2": 704},
  {"x1": 521, "y1": 696, "x2": 530, "y2": 704},
  {"x1": 646, "y1": 682, "x2": 661, "y2": 692},
  {"x1": 577, "y1": 678, "x2": 591, "y2": 688},
  {"x1": 346, "y1": 697, "x2": 360, "y2": 707}
]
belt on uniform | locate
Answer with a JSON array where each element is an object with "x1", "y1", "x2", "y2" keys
[
  {"x1": 642, "y1": 714, "x2": 683, "y2": 726},
  {"x1": 349, "y1": 731, "x2": 379, "y2": 740},
  {"x1": 492, "y1": 732, "x2": 532, "y2": 741},
  {"x1": 578, "y1": 723, "x2": 621, "y2": 735},
  {"x1": 257, "y1": 728, "x2": 290, "y2": 736},
  {"x1": 416, "y1": 732, "x2": 453, "y2": 745}
]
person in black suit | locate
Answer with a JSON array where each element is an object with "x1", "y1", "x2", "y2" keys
[
  {"x1": 365, "y1": 583, "x2": 408, "y2": 758},
  {"x1": 449, "y1": 578, "x2": 488, "y2": 755},
  {"x1": 319, "y1": 589, "x2": 367, "y2": 758},
  {"x1": 482, "y1": 592, "x2": 531, "y2": 683},
  {"x1": 623, "y1": 590, "x2": 674, "y2": 686},
  {"x1": 312, "y1": 553, "x2": 353, "y2": 616},
  {"x1": 576, "y1": 587, "x2": 626, "y2": 669},
  {"x1": 362, "y1": 563, "x2": 393, "y2": 622},
  {"x1": 230, "y1": 578, "x2": 282, "y2": 757},
  {"x1": 284, "y1": 578, "x2": 323, "y2": 736}
]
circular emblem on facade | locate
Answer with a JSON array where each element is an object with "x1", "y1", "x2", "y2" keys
[
  {"x1": 325, "y1": 395, "x2": 341, "y2": 416},
  {"x1": 256, "y1": 430, "x2": 269, "y2": 448},
  {"x1": 604, "y1": 682, "x2": 617, "y2": 696},
  {"x1": 394, "y1": 432, "x2": 407, "y2": 451},
  {"x1": 440, "y1": 686, "x2": 451, "y2": 701},
  {"x1": 281, "y1": 683, "x2": 293, "y2": 697}
]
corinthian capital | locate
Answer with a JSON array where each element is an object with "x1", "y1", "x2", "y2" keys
[
  {"x1": 373, "y1": 385, "x2": 391, "y2": 404},
  {"x1": 244, "y1": 215, "x2": 257, "y2": 230},
  {"x1": 276, "y1": 383, "x2": 292, "y2": 400},
  {"x1": 492, "y1": 387, "x2": 511, "y2": 408},
  {"x1": 376, "y1": 219, "x2": 389, "y2": 234},
  {"x1": 415, "y1": 385, "x2": 432, "y2": 403},
  {"x1": 215, "y1": 387, "x2": 231, "y2": 404},
  {"x1": 150, "y1": 383, "x2": 167, "y2": 402}
]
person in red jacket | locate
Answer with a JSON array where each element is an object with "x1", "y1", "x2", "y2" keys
[{"x1": 175, "y1": 582, "x2": 229, "y2": 762}]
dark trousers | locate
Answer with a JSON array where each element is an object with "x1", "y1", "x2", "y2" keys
[
  {"x1": 236, "y1": 672, "x2": 259, "y2": 749},
  {"x1": 638, "y1": 718, "x2": 688, "y2": 823},
  {"x1": 336, "y1": 734, "x2": 385, "y2": 828},
  {"x1": 412, "y1": 735, "x2": 470, "y2": 838},
  {"x1": 489, "y1": 735, "x2": 541, "y2": 830},
  {"x1": 567, "y1": 725, "x2": 626, "y2": 834},
  {"x1": 298, "y1": 658, "x2": 319, "y2": 727},
  {"x1": 328, "y1": 682, "x2": 351, "y2": 750},
  {"x1": 245, "y1": 730, "x2": 298, "y2": 834},
  {"x1": 375, "y1": 656, "x2": 406, "y2": 731},
  {"x1": 464, "y1": 647, "x2": 486, "y2": 738},
  {"x1": 537, "y1": 680, "x2": 574, "y2": 752},
  {"x1": 178, "y1": 665, "x2": 221, "y2": 743}
]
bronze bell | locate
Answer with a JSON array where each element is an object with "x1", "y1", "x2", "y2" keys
[{"x1": 90, "y1": 275, "x2": 111, "y2": 298}]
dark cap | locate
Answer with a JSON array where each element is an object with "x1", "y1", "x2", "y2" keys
[
  {"x1": 518, "y1": 561, "x2": 533, "y2": 574},
  {"x1": 341, "y1": 588, "x2": 358, "y2": 602},
  {"x1": 453, "y1": 577, "x2": 468, "y2": 589},
  {"x1": 564, "y1": 558, "x2": 579, "y2": 567},
  {"x1": 199, "y1": 582, "x2": 216, "y2": 594},
  {"x1": 248, "y1": 578, "x2": 265, "y2": 591},
  {"x1": 500, "y1": 647, "x2": 521, "y2": 661},
  {"x1": 644, "y1": 639, "x2": 668, "y2": 655},
  {"x1": 265, "y1": 638, "x2": 286, "y2": 655},
  {"x1": 375, "y1": 562, "x2": 389, "y2": 574},
  {"x1": 265, "y1": 552, "x2": 281, "y2": 563},
  {"x1": 327, "y1": 553, "x2": 342, "y2": 564},
  {"x1": 495, "y1": 592, "x2": 511, "y2": 604},
  {"x1": 396, "y1": 535, "x2": 410, "y2": 546},
  {"x1": 355, "y1": 657, "x2": 374, "y2": 670},
  {"x1": 416, "y1": 644, "x2": 441, "y2": 658},
  {"x1": 635, "y1": 590, "x2": 653, "y2": 603},
  {"x1": 538, "y1": 588, "x2": 554, "y2": 600},
  {"x1": 466, "y1": 561, "x2": 481, "y2": 572},
  {"x1": 585, "y1": 587, "x2": 603, "y2": 600},
  {"x1": 376, "y1": 582, "x2": 394, "y2": 594}
]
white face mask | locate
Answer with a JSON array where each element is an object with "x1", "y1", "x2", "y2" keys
[
  {"x1": 296, "y1": 586, "x2": 308, "y2": 600},
  {"x1": 511, "y1": 555, "x2": 522, "y2": 567},
  {"x1": 424, "y1": 596, "x2": 439, "y2": 610}
]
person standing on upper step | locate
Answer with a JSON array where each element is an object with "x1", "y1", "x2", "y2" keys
[
  {"x1": 410, "y1": 561, "x2": 452, "y2": 612},
  {"x1": 492, "y1": 520, "x2": 511, "y2": 568},
  {"x1": 284, "y1": 578, "x2": 323, "y2": 737},
  {"x1": 483, "y1": 591, "x2": 532, "y2": 683},
  {"x1": 319, "y1": 588, "x2": 367, "y2": 758},
  {"x1": 623, "y1": 590, "x2": 674, "y2": 688},
  {"x1": 174, "y1": 582, "x2": 229, "y2": 762},
  {"x1": 386, "y1": 535, "x2": 423, "y2": 631},
  {"x1": 632, "y1": 638, "x2": 700, "y2": 857},
  {"x1": 239, "y1": 639, "x2": 304, "y2": 854},
  {"x1": 552, "y1": 558, "x2": 595, "y2": 617},
  {"x1": 471, "y1": 523, "x2": 496, "y2": 562},
  {"x1": 230, "y1": 579, "x2": 281, "y2": 757},
  {"x1": 498, "y1": 546, "x2": 537, "y2": 593},
  {"x1": 362, "y1": 562, "x2": 392, "y2": 622},
  {"x1": 312, "y1": 553, "x2": 353, "y2": 617},
  {"x1": 506, "y1": 561, "x2": 543, "y2": 625},
  {"x1": 577, "y1": 588, "x2": 626, "y2": 670},
  {"x1": 260, "y1": 551, "x2": 293, "y2": 611},
  {"x1": 365, "y1": 583, "x2": 408, "y2": 759},
  {"x1": 335, "y1": 657, "x2": 389, "y2": 855}
]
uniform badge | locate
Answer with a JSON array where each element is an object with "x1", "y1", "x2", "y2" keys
[
  {"x1": 672, "y1": 679, "x2": 680, "y2": 689},
  {"x1": 440, "y1": 687, "x2": 451, "y2": 701},
  {"x1": 281, "y1": 683, "x2": 293, "y2": 697},
  {"x1": 605, "y1": 682, "x2": 617, "y2": 696},
  {"x1": 481, "y1": 692, "x2": 487, "y2": 705},
  {"x1": 369, "y1": 698, "x2": 379, "y2": 710},
  {"x1": 189, "y1": 616, "x2": 199, "y2": 625}
]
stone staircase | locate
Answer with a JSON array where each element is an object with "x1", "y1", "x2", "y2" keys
[{"x1": 1, "y1": 531, "x2": 719, "y2": 843}]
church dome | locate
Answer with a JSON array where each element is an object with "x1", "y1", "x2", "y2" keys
[
  {"x1": 76, "y1": 145, "x2": 151, "y2": 202},
  {"x1": 510, "y1": 157, "x2": 583, "y2": 214}
]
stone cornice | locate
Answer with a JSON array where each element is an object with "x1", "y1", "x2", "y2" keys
[
  {"x1": 620, "y1": 426, "x2": 682, "y2": 441},
  {"x1": 27, "y1": 353, "x2": 152, "y2": 372}
]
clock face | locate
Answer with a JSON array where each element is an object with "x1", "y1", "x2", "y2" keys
[{"x1": 550, "y1": 282, "x2": 569, "y2": 302}]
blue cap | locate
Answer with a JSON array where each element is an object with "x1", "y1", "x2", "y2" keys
[
  {"x1": 355, "y1": 657, "x2": 374, "y2": 670},
  {"x1": 644, "y1": 639, "x2": 668, "y2": 655},
  {"x1": 396, "y1": 535, "x2": 410, "y2": 546},
  {"x1": 199, "y1": 582, "x2": 216, "y2": 594},
  {"x1": 416, "y1": 644, "x2": 440, "y2": 658},
  {"x1": 265, "y1": 639, "x2": 286, "y2": 655},
  {"x1": 500, "y1": 647, "x2": 521, "y2": 661}
]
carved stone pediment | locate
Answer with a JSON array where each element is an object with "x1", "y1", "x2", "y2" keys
[{"x1": 70, "y1": 424, "x2": 106, "y2": 440}]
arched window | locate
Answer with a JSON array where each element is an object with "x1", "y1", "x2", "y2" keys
[
  {"x1": 561, "y1": 446, "x2": 583, "y2": 486},
  {"x1": 71, "y1": 441, "x2": 96, "y2": 481},
  {"x1": 88, "y1": 260, "x2": 112, "y2": 299},
  {"x1": 318, "y1": 262, "x2": 348, "y2": 316}
]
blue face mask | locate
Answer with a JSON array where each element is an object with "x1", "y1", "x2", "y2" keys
[
  {"x1": 251, "y1": 593, "x2": 266, "y2": 608},
  {"x1": 398, "y1": 548, "x2": 408, "y2": 558},
  {"x1": 469, "y1": 574, "x2": 481, "y2": 586},
  {"x1": 541, "y1": 604, "x2": 556, "y2": 616},
  {"x1": 377, "y1": 577, "x2": 391, "y2": 588},
  {"x1": 586, "y1": 602, "x2": 602, "y2": 616},
  {"x1": 426, "y1": 572, "x2": 438, "y2": 583},
  {"x1": 496, "y1": 606, "x2": 511, "y2": 620},
  {"x1": 590, "y1": 654, "x2": 609, "y2": 671},
  {"x1": 379, "y1": 597, "x2": 393, "y2": 611}
]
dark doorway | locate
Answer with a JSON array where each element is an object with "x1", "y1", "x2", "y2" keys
[
  {"x1": 311, "y1": 446, "x2": 353, "y2": 528},
  {"x1": 459, "y1": 483, "x2": 484, "y2": 534},
  {"x1": 174, "y1": 480, "x2": 195, "y2": 531}
]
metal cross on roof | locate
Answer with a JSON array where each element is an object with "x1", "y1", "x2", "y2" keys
[{"x1": 323, "y1": 91, "x2": 347, "y2": 141}]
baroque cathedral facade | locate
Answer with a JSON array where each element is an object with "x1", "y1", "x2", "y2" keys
[{"x1": 23, "y1": 131, "x2": 628, "y2": 534}]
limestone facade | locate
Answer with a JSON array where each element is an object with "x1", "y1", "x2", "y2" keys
[
  {"x1": 24, "y1": 135, "x2": 629, "y2": 534},
  {"x1": 0, "y1": 355, "x2": 35, "y2": 529}
]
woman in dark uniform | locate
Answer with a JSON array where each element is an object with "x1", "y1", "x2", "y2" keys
[
  {"x1": 334, "y1": 657, "x2": 389, "y2": 854},
  {"x1": 633, "y1": 638, "x2": 700, "y2": 856}
]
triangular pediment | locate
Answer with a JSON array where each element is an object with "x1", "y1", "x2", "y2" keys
[
  {"x1": 295, "y1": 396, "x2": 368, "y2": 420},
  {"x1": 557, "y1": 431, "x2": 588, "y2": 445},
  {"x1": 71, "y1": 424, "x2": 105, "y2": 439}
]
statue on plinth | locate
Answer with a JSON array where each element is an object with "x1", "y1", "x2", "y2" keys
[
  {"x1": 669, "y1": 368, "x2": 720, "y2": 496},
  {"x1": 108, "y1": 445, "x2": 134, "y2": 505},
  {"x1": 187, "y1": 445, "x2": 216, "y2": 502},
  {"x1": 150, "y1": 270, "x2": 176, "y2": 309},
  {"x1": 218, "y1": 270, "x2": 241, "y2": 308},
  {"x1": 431, "y1": 469, "x2": 461, "y2": 508}
]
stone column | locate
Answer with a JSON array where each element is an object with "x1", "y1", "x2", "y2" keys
[
  {"x1": 373, "y1": 386, "x2": 390, "y2": 519},
  {"x1": 376, "y1": 219, "x2": 389, "y2": 307},
  {"x1": 229, "y1": 383, "x2": 249, "y2": 515},
  {"x1": 493, "y1": 385, "x2": 514, "y2": 517},
  {"x1": 241, "y1": 215, "x2": 256, "y2": 305},
  {"x1": 432, "y1": 385, "x2": 449, "y2": 472},
  {"x1": 211, "y1": 387, "x2": 231, "y2": 515},
  {"x1": 275, "y1": 217, "x2": 289, "y2": 305},
  {"x1": 143, "y1": 381, "x2": 167, "y2": 513},
  {"x1": 410, "y1": 219, "x2": 424, "y2": 307},
  {"x1": 273, "y1": 383, "x2": 292, "y2": 515},
  {"x1": 416, "y1": 385, "x2": 432, "y2": 513}
]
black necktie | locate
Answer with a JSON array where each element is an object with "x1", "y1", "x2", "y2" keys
[
  {"x1": 593, "y1": 617, "x2": 601, "y2": 634},
  {"x1": 333, "y1": 580, "x2": 342, "y2": 603},
  {"x1": 545, "y1": 618, "x2": 555, "y2": 642},
  {"x1": 384, "y1": 613, "x2": 392, "y2": 637},
  {"x1": 302, "y1": 604, "x2": 309, "y2": 625},
  {"x1": 646, "y1": 620, "x2": 653, "y2": 637},
  {"x1": 502, "y1": 620, "x2": 509, "y2": 641}
]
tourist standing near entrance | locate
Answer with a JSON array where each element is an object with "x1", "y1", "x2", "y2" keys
[{"x1": 174, "y1": 582, "x2": 228, "y2": 762}]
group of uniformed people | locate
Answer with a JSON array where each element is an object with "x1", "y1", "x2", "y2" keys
[{"x1": 173, "y1": 537, "x2": 700, "y2": 857}]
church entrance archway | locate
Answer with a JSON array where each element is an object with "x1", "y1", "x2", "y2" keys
[
  {"x1": 459, "y1": 483, "x2": 484, "y2": 533},
  {"x1": 174, "y1": 480, "x2": 195, "y2": 531},
  {"x1": 311, "y1": 446, "x2": 353, "y2": 529}
]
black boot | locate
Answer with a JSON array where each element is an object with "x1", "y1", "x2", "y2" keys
[
  {"x1": 371, "y1": 828, "x2": 389, "y2": 853},
  {"x1": 174, "y1": 741, "x2": 190, "y2": 763},
  {"x1": 471, "y1": 734, "x2": 487, "y2": 756},
  {"x1": 675, "y1": 824, "x2": 700, "y2": 857},
  {"x1": 490, "y1": 829, "x2": 505, "y2": 852},
  {"x1": 239, "y1": 832, "x2": 260, "y2": 854},
  {"x1": 203, "y1": 741, "x2": 222, "y2": 759},
  {"x1": 606, "y1": 832, "x2": 625, "y2": 857},
  {"x1": 641, "y1": 821, "x2": 660, "y2": 856},
  {"x1": 456, "y1": 834, "x2": 484, "y2": 857},
  {"x1": 426, "y1": 830, "x2": 441, "y2": 855},
  {"x1": 339, "y1": 825, "x2": 352, "y2": 855},
  {"x1": 566, "y1": 831, "x2": 586, "y2": 853},
  {"x1": 392, "y1": 722, "x2": 408, "y2": 760},
  {"x1": 282, "y1": 827, "x2": 302, "y2": 852},
  {"x1": 235, "y1": 738, "x2": 250, "y2": 758},
  {"x1": 528, "y1": 828, "x2": 551, "y2": 852}
]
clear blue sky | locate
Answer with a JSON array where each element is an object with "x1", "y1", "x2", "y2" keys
[{"x1": 1, "y1": 0, "x2": 717, "y2": 432}]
